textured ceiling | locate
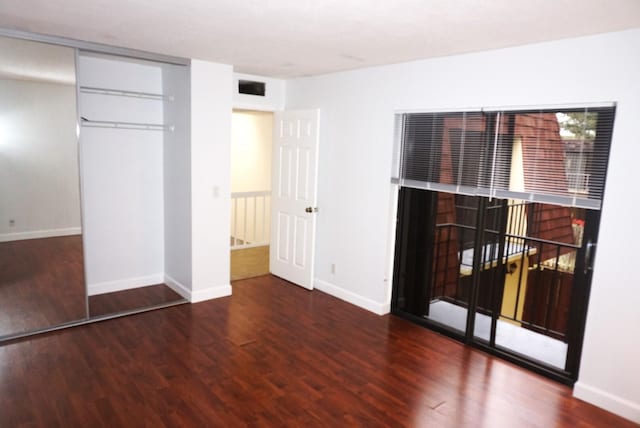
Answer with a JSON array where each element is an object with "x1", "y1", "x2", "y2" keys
[{"x1": 1, "y1": 0, "x2": 639, "y2": 78}]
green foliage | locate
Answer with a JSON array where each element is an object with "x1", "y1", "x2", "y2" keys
[{"x1": 557, "y1": 112, "x2": 597, "y2": 140}]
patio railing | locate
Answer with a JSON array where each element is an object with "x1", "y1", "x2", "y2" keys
[{"x1": 429, "y1": 200, "x2": 581, "y2": 342}]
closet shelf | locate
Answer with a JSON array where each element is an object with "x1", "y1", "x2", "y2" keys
[
  {"x1": 79, "y1": 86, "x2": 174, "y2": 101},
  {"x1": 81, "y1": 118, "x2": 174, "y2": 132}
]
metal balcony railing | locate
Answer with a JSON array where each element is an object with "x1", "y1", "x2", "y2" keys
[
  {"x1": 566, "y1": 172, "x2": 590, "y2": 192},
  {"x1": 429, "y1": 200, "x2": 581, "y2": 342}
]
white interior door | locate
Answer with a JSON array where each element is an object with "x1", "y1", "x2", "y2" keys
[{"x1": 269, "y1": 109, "x2": 320, "y2": 289}]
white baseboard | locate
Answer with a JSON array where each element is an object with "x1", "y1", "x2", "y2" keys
[
  {"x1": 164, "y1": 274, "x2": 191, "y2": 300},
  {"x1": 574, "y1": 382, "x2": 640, "y2": 424},
  {"x1": 0, "y1": 227, "x2": 82, "y2": 243},
  {"x1": 87, "y1": 273, "x2": 165, "y2": 296},
  {"x1": 89, "y1": 273, "x2": 232, "y2": 303},
  {"x1": 314, "y1": 279, "x2": 390, "y2": 315},
  {"x1": 164, "y1": 274, "x2": 232, "y2": 303},
  {"x1": 190, "y1": 284, "x2": 232, "y2": 303}
]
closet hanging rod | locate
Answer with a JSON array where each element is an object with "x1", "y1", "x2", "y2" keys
[
  {"x1": 81, "y1": 118, "x2": 174, "y2": 132},
  {"x1": 79, "y1": 86, "x2": 174, "y2": 101}
]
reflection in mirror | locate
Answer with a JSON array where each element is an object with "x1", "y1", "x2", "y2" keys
[{"x1": 0, "y1": 35, "x2": 87, "y2": 337}]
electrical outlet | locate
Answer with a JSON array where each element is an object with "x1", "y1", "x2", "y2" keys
[
  {"x1": 9, "y1": 219, "x2": 15, "y2": 227},
  {"x1": 331, "y1": 263, "x2": 336, "y2": 274}
]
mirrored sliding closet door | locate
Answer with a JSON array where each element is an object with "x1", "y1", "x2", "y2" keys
[
  {"x1": 0, "y1": 30, "x2": 190, "y2": 342},
  {"x1": 0, "y1": 35, "x2": 87, "y2": 338}
]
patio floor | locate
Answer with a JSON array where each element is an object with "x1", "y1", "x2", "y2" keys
[{"x1": 427, "y1": 299, "x2": 567, "y2": 369}]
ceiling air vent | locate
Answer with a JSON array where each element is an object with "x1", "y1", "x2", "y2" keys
[{"x1": 238, "y1": 79, "x2": 266, "y2": 96}]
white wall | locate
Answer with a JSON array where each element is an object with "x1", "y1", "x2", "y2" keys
[
  {"x1": 231, "y1": 110, "x2": 273, "y2": 193},
  {"x1": 0, "y1": 79, "x2": 80, "y2": 241},
  {"x1": 233, "y1": 72, "x2": 285, "y2": 111},
  {"x1": 190, "y1": 60, "x2": 234, "y2": 302},
  {"x1": 162, "y1": 62, "x2": 192, "y2": 296},
  {"x1": 286, "y1": 29, "x2": 640, "y2": 422},
  {"x1": 230, "y1": 110, "x2": 273, "y2": 245},
  {"x1": 79, "y1": 54, "x2": 165, "y2": 294}
]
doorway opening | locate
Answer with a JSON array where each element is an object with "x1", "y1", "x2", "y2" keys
[{"x1": 230, "y1": 109, "x2": 274, "y2": 281}]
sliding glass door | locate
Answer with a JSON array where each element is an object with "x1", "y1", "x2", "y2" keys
[
  {"x1": 391, "y1": 105, "x2": 615, "y2": 383},
  {"x1": 392, "y1": 189, "x2": 600, "y2": 381}
]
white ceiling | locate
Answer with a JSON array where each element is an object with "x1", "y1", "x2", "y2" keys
[{"x1": 1, "y1": 0, "x2": 639, "y2": 78}]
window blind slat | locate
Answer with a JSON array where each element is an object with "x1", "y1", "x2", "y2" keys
[{"x1": 392, "y1": 106, "x2": 615, "y2": 210}]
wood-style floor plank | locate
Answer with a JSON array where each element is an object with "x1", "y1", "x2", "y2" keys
[
  {"x1": 0, "y1": 275, "x2": 634, "y2": 427},
  {"x1": 88, "y1": 284, "x2": 183, "y2": 317},
  {"x1": 0, "y1": 236, "x2": 86, "y2": 337},
  {"x1": 230, "y1": 245, "x2": 269, "y2": 281},
  {"x1": 0, "y1": 236, "x2": 185, "y2": 339}
]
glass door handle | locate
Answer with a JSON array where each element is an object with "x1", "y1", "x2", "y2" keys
[{"x1": 584, "y1": 240, "x2": 596, "y2": 274}]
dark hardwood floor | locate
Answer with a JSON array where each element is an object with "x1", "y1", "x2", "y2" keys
[
  {"x1": 0, "y1": 275, "x2": 634, "y2": 427},
  {"x1": 88, "y1": 284, "x2": 184, "y2": 317},
  {"x1": 0, "y1": 236, "x2": 86, "y2": 337},
  {"x1": 0, "y1": 236, "x2": 184, "y2": 339}
]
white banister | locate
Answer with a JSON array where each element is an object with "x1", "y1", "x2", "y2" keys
[{"x1": 230, "y1": 191, "x2": 271, "y2": 249}]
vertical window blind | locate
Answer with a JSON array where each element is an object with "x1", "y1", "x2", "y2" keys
[{"x1": 391, "y1": 106, "x2": 616, "y2": 210}]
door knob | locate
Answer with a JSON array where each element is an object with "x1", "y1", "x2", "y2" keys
[{"x1": 305, "y1": 207, "x2": 318, "y2": 213}]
